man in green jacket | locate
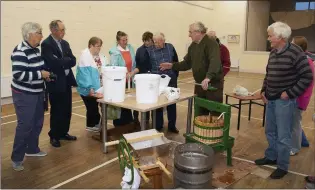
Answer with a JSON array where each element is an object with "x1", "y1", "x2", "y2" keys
[{"x1": 160, "y1": 21, "x2": 223, "y2": 116}]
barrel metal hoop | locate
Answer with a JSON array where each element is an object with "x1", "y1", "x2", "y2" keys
[
  {"x1": 174, "y1": 164, "x2": 212, "y2": 174},
  {"x1": 193, "y1": 122, "x2": 224, "y2": 130},
  {"x1": 174, "y1": 178, "x2": 210, "y2": 187},
  {"x1": 193, "y1": 133, "x2": 223, "y2": 140}
]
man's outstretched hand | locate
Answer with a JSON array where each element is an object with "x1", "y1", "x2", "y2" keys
[{"x1": 159, "y1": 62, "x2": 173, "y2": 71}]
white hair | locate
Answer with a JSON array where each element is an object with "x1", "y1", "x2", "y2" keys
[
  {"x1": 21, "y1": 22, "x2": 42, "y2": 41},
  {"x1": 190, "y1": 21, "x2": 208, "y2": 34},
  {"x1": 153, "y1": 32, "x2": 165, "y2": 41},
  {"x1": 267, "y1": 21, "x2": 291, "y2": 40}
]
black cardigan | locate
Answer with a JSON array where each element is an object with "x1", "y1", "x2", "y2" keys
[{"x1": 135, "y1": 44, "x2": 151, "y2": 74}]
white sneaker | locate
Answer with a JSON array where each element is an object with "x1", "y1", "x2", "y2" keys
[
  {"x1": 290, "y1": 150, "x2": 297, "y2": 156},
  {"x1": 86, "y1": 125, "x2": 100, "y2": 132},
  {"x1": 12, "y1": 161, "x2": 24, "y2": 171},
  {"x1": 25, "y1": 151, "x2": 47, "y2": 157}
]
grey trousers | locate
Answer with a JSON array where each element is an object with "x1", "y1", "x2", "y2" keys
[{"x1": 11, "y1": 90, "x2": 44, "y2": 162}]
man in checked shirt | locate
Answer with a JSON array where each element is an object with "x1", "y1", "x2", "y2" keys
[{"x1": 147, "y1": 32, "x2": 179, "y2": 133}]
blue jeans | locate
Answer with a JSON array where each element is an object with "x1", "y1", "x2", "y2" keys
[
  {"x1": 301, "y1": 130, "x2": 309, "y2": 147},
  {"x1": 265, "y1": 98, "x2": 297, "y2": 171},
  {"x1": 291, "y1": 108, "x2": 302, "y2": 153}
]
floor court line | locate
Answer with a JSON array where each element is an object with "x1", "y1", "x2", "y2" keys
[
  {"x1": 49, "y1": 157, "x2": 119, "y2": 189},
  {"x1": 170, "y1": 140, "x2": 309, "y2": 177},
  {"x1": 0, "y1": 75, "x2": 193, "y2": 119},
  {"x1": 72, "y1": 112, "x2": 114, "y2": 127},
  {"x1": 2, "y1": 78, "x2": 314, "y2": 123},
  {"x1": 49, "y1": 139, "x2": 308, "y2": 189},
  {"x1": 1, "y1": 105, "x2": 85, "y2": 126},
  {"x1": 2, "y1": 111, "x2": 105, "y2": 146},
  {"x1": 3, "y1": 98, "x2": 313, "y2": 130},
  {"x1": 176, "y1": 102, "x2": 315, "y2": 130},
  {"x1": 1, "y1": 100, "x2": 84, "y2": 119},
  {"x1": 222, "y1": 153, "x2": 308, "y2": 177}
]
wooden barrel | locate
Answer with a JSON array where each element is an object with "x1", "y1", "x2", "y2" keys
[
  {"x1": 193, "y1": 115, "x2": 224, "y2": 144},
  {"x1": 173, "y1": 143, "x2": 214, "y2": 189}
]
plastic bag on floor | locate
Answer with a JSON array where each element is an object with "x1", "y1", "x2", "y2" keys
[
  {"x1": 107, "y1": 105, "x2": 121, "y2": 120},
  {"x1": 120, "y1": 166, "x2": 141, "y2": 189},
  {"x1": 232, "y1": 85, "x2": 249, "y2": 96}
]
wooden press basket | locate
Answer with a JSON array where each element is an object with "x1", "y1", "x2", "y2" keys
[{"x1": 193, "y1": 115, "x2": 224, "y2": 145}]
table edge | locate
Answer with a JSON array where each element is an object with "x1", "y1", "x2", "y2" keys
[{"x1": 97, "y1": 94, "x2": 196, "y2": 112}]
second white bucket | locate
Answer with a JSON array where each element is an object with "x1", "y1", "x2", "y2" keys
[
  {"x1": 134, "y1": 74, "x2": 160, "y2": 104},
  {"x1": 102, "y1": 66, "x2": 127, "y2": 102}
]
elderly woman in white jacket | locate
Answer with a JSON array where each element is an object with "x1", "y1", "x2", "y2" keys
[{"x1": 76, "y1": 37, "x2": 108, "y2": 132}]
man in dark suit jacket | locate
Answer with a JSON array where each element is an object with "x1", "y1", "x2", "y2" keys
[{"x1": 41, "y1": 20, "x2": 77, "y2": 147}]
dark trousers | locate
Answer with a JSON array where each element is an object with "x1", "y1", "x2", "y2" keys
[
  {"x1": 81, "y1": 95, "x2": 100, "y2": 127},
  {"x1": 48, "y1": 86, "x2": 72, "y2": 139},
  {"x1": 11, "y1": 90, "x2": 44, "y2": 162},
  {"x1": 194, "y1": 80, "x2": 224, "y2": 116},
  {"x1": 155, "y1": 72, "x2": 177, "y2": 130}
]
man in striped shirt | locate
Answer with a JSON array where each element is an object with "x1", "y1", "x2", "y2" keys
[
  {"x1": 254, "y1": 22, "x2": 313, "y2": 179},
  {"x1": 10, "y1": 22, "x2": 51, "y2": 171}
]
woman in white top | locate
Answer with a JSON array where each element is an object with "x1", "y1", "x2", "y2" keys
[{"x1": 76, "y1": 37, "x2": 108, "y2": 132}]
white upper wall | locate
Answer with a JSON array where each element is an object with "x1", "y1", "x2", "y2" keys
[{"x1": 1, "y1": 1, "x2": 248, "y2": 78}]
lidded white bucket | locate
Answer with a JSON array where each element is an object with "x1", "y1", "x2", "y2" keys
[
  {"x1": 102, "y1": 66, "x2": 127, "y2": 102},
  {"x1": 134, "y1": 74, "x2": 160, "y2": 104}
]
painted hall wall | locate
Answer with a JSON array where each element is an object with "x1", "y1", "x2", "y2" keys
[{"x1": 1, "y1": 1, "x2": 268, "y2": 98}]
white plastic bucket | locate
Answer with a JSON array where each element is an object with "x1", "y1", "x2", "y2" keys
[
  {"x1": 102, "y1": 66, "x2": 127, "y2": 102},
  {"x1": 134, "y1": 74, "x2": 160, "y2": 104}
]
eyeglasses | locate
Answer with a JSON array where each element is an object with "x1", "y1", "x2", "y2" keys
[{"x1": 57, "y1": 28, "x2": 66, "y2": 32}]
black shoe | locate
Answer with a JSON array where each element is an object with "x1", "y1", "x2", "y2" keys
[
  {"x1": 156, "y1": 128, "x2": 163, "y2": 132},
  {"x1": 60, "y1": 134, "x2": 77, "y2": 141},
  {"x1": 254, "y1": 157, "x2": 277, "y2": 165},
  {"x1": 270, "y1": 168, "x2": 288, "y2": 179},
  {"x1": 168, "y1": 127, "x2": 179, "y2": 134},
  {"x1": 50, "y1": 138, "x2": 61, "y2": 147}
]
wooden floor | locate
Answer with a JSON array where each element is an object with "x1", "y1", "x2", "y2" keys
[{"x1": 1, "y1": 71, "x2": 314, "y2": 189}]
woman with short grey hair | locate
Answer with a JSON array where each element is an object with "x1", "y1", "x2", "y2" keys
[{"x1": 11, "y1": 22, "x2": 51, "y2": 171}]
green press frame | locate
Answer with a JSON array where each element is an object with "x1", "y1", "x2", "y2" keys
[
  {"x1": 184, "y1": 97, "x2": 235, "y2": 166},
  {"x1": 118, "y1": 136, "x2": 134, "y2": 185}
]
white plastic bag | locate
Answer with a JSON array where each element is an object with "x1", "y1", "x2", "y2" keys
[
  {"x1": 120, "y1": 166, "x2": 141, "y2": 189},
  {"x1": 159, "y1": 74, "x2": 171, "y2": 95},
  {"x1": 233, "y1": 85, "x2": 249, "y2": 96},
  {"x1": 163, "y1": 87, "x2": 180, "y2": 101}
]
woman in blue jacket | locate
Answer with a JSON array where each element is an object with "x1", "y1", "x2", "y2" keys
[
  {"x1": 109, "y1": 31, "x2": 137, "y2": 126},
  {"x1": 76, "y1": 37, "x2": 108, "y2": 132}
]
